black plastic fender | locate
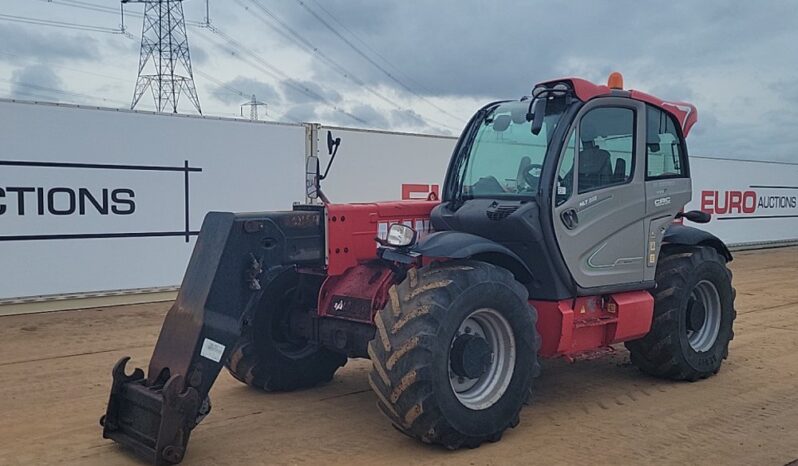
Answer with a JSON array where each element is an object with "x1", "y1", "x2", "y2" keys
[
  {"x1": 663, "y1": 224, "x2": 733, "y2": 262},
  {"x1": 413, "y1": 231, "x2": 534, "y2": 283}
]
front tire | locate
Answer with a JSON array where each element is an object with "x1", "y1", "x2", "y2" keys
[
  {"x1": 626, "y1": 246, "x2": 736, "y2": 381},
  {"x1": 225, "y1": 271, "x2": 347, "y2": 391},
  {"x1": 367, "y1": 260, "x2": 540, "y2": 449}
]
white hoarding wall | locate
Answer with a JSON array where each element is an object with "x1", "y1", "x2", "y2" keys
[
  {"x1": 317, "y1": 129, "x2": 798, "y2": 247},
  {"x1": 0, "y1": 100, "x2": 306, "y2": 301},
  {"x1": 316, "y1": 126, "x2": 456, "y2": 203},
  {"x1": 686, "y1": 156, "x2": 798, "y2": 246},
  {"x1": 2, "y1": 100, "x2": 796, "y2": 305}
]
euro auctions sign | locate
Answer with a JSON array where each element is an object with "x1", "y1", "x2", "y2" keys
[
  {"x1": 0, "y1": 160, "x2": 199, "y2": 242},
  {"x1": 0, "y1": 99, "x2": 306, "y2": 301},
  {"x1": 686, "y1": 157, "x2": 798, "y2": 246},
  {"x1": 700, "y1": 189, "x2": 798, "y2": 218}
]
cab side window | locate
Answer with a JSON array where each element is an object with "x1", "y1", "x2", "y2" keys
[
  {"x1": 577, "y1": 107, "x2": 635, "y2": 194},
  {"x1": 555, "y1": 130, "x2": 576, "y2": 206},
  {"x1": 646, "y1": 106, "x2": 686, "y2": 179}
]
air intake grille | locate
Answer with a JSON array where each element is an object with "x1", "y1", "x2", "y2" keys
[{"x1": 486, "y1": 204, "x2": 519, "y2": 221}]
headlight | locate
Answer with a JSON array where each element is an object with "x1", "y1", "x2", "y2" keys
[{"x1": 386, "y1": 223, "x2": 417, "y2": 248}]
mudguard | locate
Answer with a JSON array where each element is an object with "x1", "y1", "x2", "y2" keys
[
  {"x1": 663, "y1": 224, "x2": 733, "y2": 262},
  {"x1": 413, "y1": 230, "x2": 534, "y2": 282}
]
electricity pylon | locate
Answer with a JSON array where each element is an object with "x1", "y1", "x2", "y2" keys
[{"x1": 123, "y1": 0, "x2": 202, "y2": 114}]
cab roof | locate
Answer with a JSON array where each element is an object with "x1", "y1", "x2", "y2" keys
[{"x1": 536, "y1": 76, "x2": 698, "y2": 137}]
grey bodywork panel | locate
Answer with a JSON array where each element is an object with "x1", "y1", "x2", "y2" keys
[{"x1": 552, "y1": 97, "x2": 692, "y2": 289}]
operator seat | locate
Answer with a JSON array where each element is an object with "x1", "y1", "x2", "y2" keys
[{"x1": 578, "y1": 127, "x2": 612, "y2": 191}]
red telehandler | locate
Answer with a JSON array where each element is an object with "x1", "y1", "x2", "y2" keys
[{"x1": 101, "y1": 73, "x2": 735, "y2": 464}]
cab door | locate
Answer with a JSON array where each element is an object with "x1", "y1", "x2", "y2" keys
[
  {"x1": 552, "y1": 98, "x2": 648, "y2": 290},
  {"x1": 641, "y1": 105, "x2": 692, "y2": 281}
]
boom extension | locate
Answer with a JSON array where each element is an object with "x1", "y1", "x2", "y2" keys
[{"x1": 100, "y1": 209, "x2": 325, "y2": 465}]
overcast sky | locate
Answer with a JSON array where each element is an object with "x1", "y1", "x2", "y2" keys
[{"x1": 0, "y1": 1, "x2": 796, "y2": 161}]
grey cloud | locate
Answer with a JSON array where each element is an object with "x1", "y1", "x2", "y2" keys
[
  {"x1": 0, "y1": 24, "x2": 99, "y2": 63},
  {"x1": 278, "y1": 1, "x2": 795, "y2": 100},
  {"x1": 316, "y1": 108, "x2": 360, "y2": 127},
  {"x1": 210, "y1": 76, "x2": 281, "y2": 106},
  {"x1": 281, "y1": 79, "x2": 342, "y2": 105},
  {"x1": 10, "y1": 65, "x2": 65, "y2": 102},
  {"x1": 350, "y1": 104, "x2": 388, "y2": 128},
  {"x1": 390, "y1": 108, "x2": 425, "y2": 128},
  {"x1": 189, "y1": 44, "x2": 209, "y2": 66},
  {"x1": 283, "y1": 103, "x2": 318, "y2": 123},
  {"x1": 1, "y1": 0, "x2": 796, "y2": 160}
]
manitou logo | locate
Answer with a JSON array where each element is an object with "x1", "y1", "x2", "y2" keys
[{"x1": 700, "y1": 189, "x2": 798, "y2": 216}]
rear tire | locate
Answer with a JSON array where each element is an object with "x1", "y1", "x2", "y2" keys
[
  {"x1": 225, "y1": 271, "x2": 347, "y2": 391},
  {"x1": 367, "y1": 260, "x2": 540, "y2": 449},
  {"x1": 626, "y1": 246, "x2": 736, "y2": 381}
]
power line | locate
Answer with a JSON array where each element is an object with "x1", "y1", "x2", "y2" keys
[
  {"x1": 36, "y1": 0, "x2": 206, "y2": 30},
  {"x1": 0, "y1": 13, "x2": 121, "y2": 34},
  {"x1": 37, "y1": 0, "x2": 119, "y2": 16},
  {"x1": 0, "y1": 78, "x2": 130, "y2": 106},
  {"x1": 28, "y1": 0, "x2": 445, "y2": 128},
  {"x1": 193, "y1": 69, "x2": 300, "y2": 123},
  {"x1": 0, "y1": 50, "x2": 129, "y2": 82},
  {"x1": 238, "y1": 0, "x2": 457, "y2": 131},
  {"x1": 308, "y1": 0, "x2": 438, "y2": 97},
  {"x1": 194, "y1": 69, "x2": 246, "y2": 98},
  {"x1": 293, "y1": 0, "x2": 464, "y2": 124},
  {"x1": 193, "y1": 24, "x2": 368, "y2": 125}
]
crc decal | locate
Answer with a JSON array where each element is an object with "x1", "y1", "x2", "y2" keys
[
  {"x1": 0, "y1": 159, "x2": 201, "y2": 242},
  {"x1": 700, "y1": 187, "x2": 798, "y2": 219},
  {"x1": 654, "y1": 196, "x2": 672, "y2": 207}
]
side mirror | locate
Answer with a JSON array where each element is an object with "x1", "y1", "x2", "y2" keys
[
  {"x1": 530, "y1": 97, "x2": 546, "y2": 135},
  {"x1": 327, "y1": 130, "x2": 341, "y2": 156},
  {"x1": 306, "y1": 155, "x2": 320, "y2": 200},
  {"x1": 492, "y1": 114, "x2": 511, "y2": 132},
  {"x1": 320, "y1": 130, "x2": 341, "y2": 180},
  {"x1": 676, "y1": 210, "x2": 711, "y2": 224}
]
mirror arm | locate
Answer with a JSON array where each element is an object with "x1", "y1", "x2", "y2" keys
[
  {"x1": 320, "y1": 143, "x2": 339, "y2": 180},
  {"x1": 320, "y1": 137, "x2": 341, "y2": 181},
  {"x1": 317, "y1": 188, "x2": 330, "y2": 204},
  {"x1": 531, "y1": 98, "x2": 546, "y2": 135}
]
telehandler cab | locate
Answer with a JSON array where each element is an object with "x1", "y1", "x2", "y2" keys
[{"x1": 101, "y1": 73, "x2": 735, "y2": 464}]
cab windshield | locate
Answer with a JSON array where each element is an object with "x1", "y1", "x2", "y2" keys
[{"x1": 456, "y1": 98, "x2": 568, "y2": 199}]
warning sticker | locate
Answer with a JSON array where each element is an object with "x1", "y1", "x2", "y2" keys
[{"x1": 200, "y1": 338, "x2": 225, "y2": 363}]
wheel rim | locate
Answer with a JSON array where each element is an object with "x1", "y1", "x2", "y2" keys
[
  {"x1": 264, "y1": 283, "x2": 315, "y2": 358},
  {"x1": 686, "y1": 279, "x2": 722, "y2": 352},
  {"x1": 449, "y1": 308, "x2": 516, "y2": 410}
]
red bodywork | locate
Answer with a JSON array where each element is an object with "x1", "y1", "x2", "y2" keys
[
  {"x1": 532, "y1": 292, "x2": 653, "y2": 360},
  {"x1": 325, "y1": 201, "x2": 438, "y2": 276},
  {"x1": 316, "y1": 75, "x2": 690, "y2": 359},
  {"x1": 318, "y1": 201, "x2": 655, "y2": 360}
]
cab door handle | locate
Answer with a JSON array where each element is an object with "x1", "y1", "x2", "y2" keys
[{"x1": 561, "y1": 209, "x2": 579, "y2": 229}]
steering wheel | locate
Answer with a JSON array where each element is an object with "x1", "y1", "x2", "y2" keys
[{"x1": 521, "y1": 163, "x2": 544, "y2": 192}]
